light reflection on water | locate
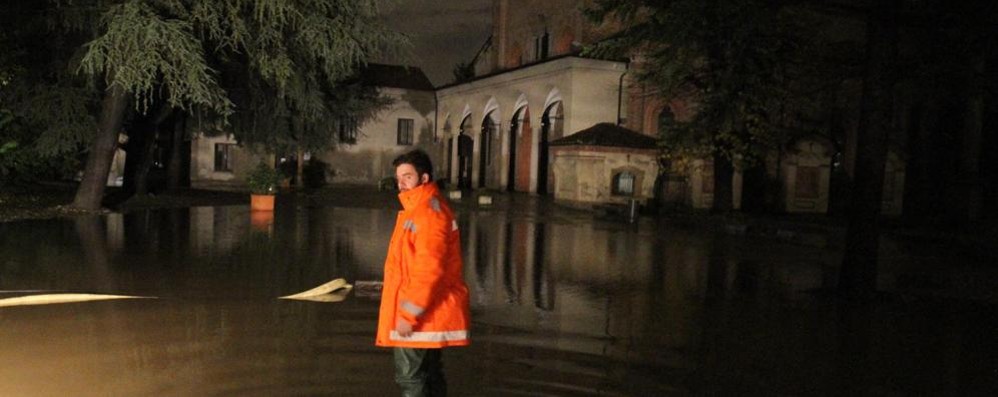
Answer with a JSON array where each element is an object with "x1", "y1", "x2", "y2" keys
[{"x1": 0, "y1": 206, "x2": 996, "y2": 396}]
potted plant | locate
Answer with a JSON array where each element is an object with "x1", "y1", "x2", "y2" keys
[{"x1": 247, "y1": 162, "x2": 280, "y2": 211}]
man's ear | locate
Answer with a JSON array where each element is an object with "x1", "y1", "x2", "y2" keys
[{"x1": 420, "y1": 173, "x2": 430, "y2": 184}]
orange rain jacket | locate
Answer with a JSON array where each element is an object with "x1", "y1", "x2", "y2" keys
[{"x1": 376, "y1": 182, "x2": 470, "y2": 348}]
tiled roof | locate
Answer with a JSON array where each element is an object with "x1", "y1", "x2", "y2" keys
[
  {"x1": 550, "y1": 123, "x2": 658, "y2": 149},
  {"x1": 358, "y1": 63, "x2": 434, "y2": 91}
]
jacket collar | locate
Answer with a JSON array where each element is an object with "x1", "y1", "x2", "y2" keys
[{"x1": 398, "y1": 182, "x2": 439, "y2": 212}]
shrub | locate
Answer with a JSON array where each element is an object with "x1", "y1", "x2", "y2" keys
[
  {"x1": 246, "y1": 162, "x2": 280, "y2": 195},
  {"x1": 303, "y1": 159, "x2": 328, "y2": 189}
]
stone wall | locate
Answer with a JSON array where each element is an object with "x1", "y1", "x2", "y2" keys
[{"x1": 551, "y1": 146, "x2": 657, "y2": 205}]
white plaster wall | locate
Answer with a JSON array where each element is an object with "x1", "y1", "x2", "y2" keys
[
  {"x1": 552, "y1": 149, "x2": 657, "y2": 205},
  {"x1": 189, "y1": 87, "x2": 438, "y2": 188},
  {"x1": 190, "y1": 133, "x2": 269, "y2": 190},
  {"x1": 437, "y1": 57, "x2": 627, "y2": 192},
  {"x1": 782, "y1": 140, "x2": 832, "y2": 213},
  {"x1": 690, "y1": 159, "x2": 714, "y2": 210},
  {"x1": 316, "y1": 87, "x2": 438, "y2": 184}
]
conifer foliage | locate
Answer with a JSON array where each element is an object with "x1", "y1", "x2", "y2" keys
[{"x1": 2, "y1": 0, "x2": 406, "y2": 209}]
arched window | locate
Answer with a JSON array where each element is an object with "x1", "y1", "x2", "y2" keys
[
  {"x1": 481, "y1": 117, "x2": 494, "y2": 164},
  {"x1": 657, "y1": 106, "x2": 676, "y2": 137},
  {"x1": 612, "y1": 171, "x2": 636, "y2": 196}
]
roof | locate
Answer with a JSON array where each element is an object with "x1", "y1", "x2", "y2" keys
[
  {"x1": 436, "y1": 52, "x2": 628, "y2": 90},
  {"x1": 358, "y1": 63, "x2": 434, "y2": 91},
  {"x1": 550, "y1": 123, "x2": 658, "y2": 149}
]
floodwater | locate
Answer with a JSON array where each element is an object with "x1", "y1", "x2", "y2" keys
[{"x1": 0, "y1": 203, "x2": 996, "y2": 396}]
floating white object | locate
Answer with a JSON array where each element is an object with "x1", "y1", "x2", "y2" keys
[
  {"x1": 353, "y1": 280, "x2": 383, "y2": 298},
  {"x1": 0, "y1": 293, "x2": 155, "y2": 308},
  {"x1": 448, "y1": 190, "x2": 462, "y2": 200},
  {"x1": 279, "y1": 278, "x2": 353, "y2": 300},
  {"x1": 284, "y1": 289, "x2": 351, "y2": 303},
  {"x1": 478, "y1": 195, "x2": 493, "y2": 206}
]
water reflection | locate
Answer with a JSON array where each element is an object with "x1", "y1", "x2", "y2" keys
[{"x1": 0, "y1": 206, "x2": 996, "y2": 395}]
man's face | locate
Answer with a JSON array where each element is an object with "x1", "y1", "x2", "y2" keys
[{"x1": 395, "y1": 163, "x2": 428, "y2": 192}]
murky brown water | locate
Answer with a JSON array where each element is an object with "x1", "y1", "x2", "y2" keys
[{"x1": 1, "y1": 205, "x2": 996, "y2": 396}]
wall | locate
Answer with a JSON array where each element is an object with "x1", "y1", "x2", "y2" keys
[
  {"x1": 438, "y1": 56, "x2": 627, "y2": 193},
  {"x1": 782, "y1": 139, "x2": 833, "y2": 213},
  {"x1": 316, "y1": 87, "x2": 438, "y2": 185},
  {"x1": 190, "y1": 133, "x2": 270, "y2": 190},
  {"x1": 551, "y1": 146, "x2": 657, "y2": 205},
  {"x1": 489, "y1": 0, "x2": 593, "y2": 71},
  {"x1": 190, "y1": 87, "x2": 438, "y2": 189}
]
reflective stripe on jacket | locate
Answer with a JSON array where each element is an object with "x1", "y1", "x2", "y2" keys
[{"x1": 376, "y1": 182, "x2": 470, "y2": 348}]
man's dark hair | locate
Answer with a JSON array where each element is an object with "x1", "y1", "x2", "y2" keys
[{"x1": 392, "y1": 149, "x2": 434, "y2": 180}]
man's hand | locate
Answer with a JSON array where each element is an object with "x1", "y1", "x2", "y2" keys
[{"x1": 395, "y1": 317, "x2": 413, "y2": 337}]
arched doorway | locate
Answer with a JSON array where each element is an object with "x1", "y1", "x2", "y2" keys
[
  {"x1": 507, "y1": 107, "x2": 532, "y2": 192},
  {"x1": 539, "y1": 102, "x2": 563, "y2": 195},
  {"x1": 458, "y1": 116, "x2": 474, "y2": 189},
  {"x1": 442, "y1": 117, "x2": 453, "y2": 184},
  {"x1": 479, "y1": 113, "x2": 497, "y2": 188},
  {"x1": 657, "y1": 106, "x2": 675, "y2": 136}
]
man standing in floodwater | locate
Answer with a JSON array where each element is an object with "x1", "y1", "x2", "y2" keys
[{"x1": 376, "y1": 149, "x2": 470, "y2": 397}]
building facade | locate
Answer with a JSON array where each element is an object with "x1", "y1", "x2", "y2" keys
[
  {"x1": 189, "y1": 64, "x2": 438, "y2": 190},
  {"x1": 188, "y1": 0, "x2": 913, "y2": 215}
]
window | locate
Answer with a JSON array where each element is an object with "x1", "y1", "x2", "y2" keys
[
  {"x1": 534, "y1": 31, "x2": 550, "y2": 61},
  {"x1": 214, "y1": 143, "x2": 234, "y2": 172},
  {"x1": 339, "y1": 117, "x2": 358, "y2": 144},
  {"x1": 397, "y1": 118, "x2": 414, "y2": 145},
  {"x1": 612, "y1": 171, "x2": 635, "y2": 196},
  {"x1": 657, "y1": 106, "x2": 676, "y2": 137},
  {"x1": 795, "y1": 166, "x2": 821, "y2": 199}
]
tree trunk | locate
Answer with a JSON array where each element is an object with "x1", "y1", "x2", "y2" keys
[
  {"x1": 125, "y1": 106, "x2": 174, "y2": 196},
  {"x1": 711, "y1": 152, "x2": 734, "y2": 213},
  {"x1": 956, "y1": 58, "x2": 985, "y2": 221},
  {"x1": 166, "y1": 114, "x2": 186, "y2": 191},
  {"x1": 133, "y1": 127, "x2": 158, "y2": 196},
  {"x1": 902, "y1": 100, "x2": 937, "y2": 222},
  {"x1": 71, "y1": 86, "x2": 130, "y2": 210},
  {"x1": 740, "y1": 164, "x2": 768, "y2": 213},
  {"x1": 121, "y1": 126, "x2": 144, "y2": 194},
  {"x1": 838, "y1": 1, "x2": 899, "y2": 299},
  {"x1": 296, "y1": 148, "x2": 305, "y2": 188}
]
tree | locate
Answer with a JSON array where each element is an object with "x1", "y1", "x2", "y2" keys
[
  {"x1": 451, "y1": 61, "x2": 475, "y2": 84},
  {"x1": 837, "y1": 0, "x2": 900, "y2": 298},
  {"x1": 584, "y1": 0, "x2": 840, "y2": 212},
  {"x1": 3, "y1": 0, "x2": 406, "y2": 209},
  {"x1": 0, "y1": 2, "x2": 98, "y2": 187},
  {"x1": 220, "y1": 64, "x2": 392, "y2": 187}
]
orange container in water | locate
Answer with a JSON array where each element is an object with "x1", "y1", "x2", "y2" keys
[{"x1": 250, "y1": 194, "x2": 275, "y2": 211}]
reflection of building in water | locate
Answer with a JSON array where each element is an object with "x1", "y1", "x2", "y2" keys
[
  {"x1": 188, "y1": 207, "x2": 248, "y2": 255},
  {"x1": 309, "y1": 208, "x2": 397, "y2": 281},
  {"x1": 460, "y1": 213, "x2": 842, "y2": 367},
  {"x1": 465, "y1": 212, "x2": 671, "y2": 357}
]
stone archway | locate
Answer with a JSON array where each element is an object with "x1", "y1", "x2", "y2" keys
[
  {"x1": 507, "y1": 106, "x2": 532, "y2": 192},
  {"x1": 539, "y1": 101, "x2": 563, "y2": 195},
  {"x1": 479, "y1": 112, "x2": 498, "y2": 188}
]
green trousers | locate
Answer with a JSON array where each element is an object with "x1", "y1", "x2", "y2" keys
[{"x1": 393, "y1": 348, "x2": 446, "y2": 397}]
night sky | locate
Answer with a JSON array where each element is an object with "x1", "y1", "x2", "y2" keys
[{"x1": 380, "y1": 0, "x2": 492, "y2": 86}]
